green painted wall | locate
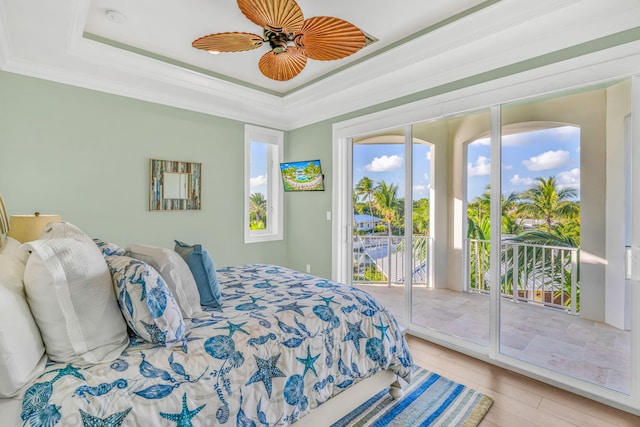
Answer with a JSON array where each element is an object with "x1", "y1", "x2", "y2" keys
[
  {"x1": 0, "y1": 70, "x2": 288, "y2": 268},
  {"x1": 284, "y1": 122, "x2": 334, "y2": 278}
]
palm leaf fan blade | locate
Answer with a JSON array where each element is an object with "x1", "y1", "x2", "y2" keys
[
  {"x1": 295, "y1": 16, "x2": 366, "y2": 61},
  {"x1": 238, "y1": 0, "x2": 304, "y2": 34},
  {"x1": 192, "y1": 32, "x2": 264, "y2": 52},
  {"x1": 258, "y1": 47, "x2": 307, "y2": 81}
]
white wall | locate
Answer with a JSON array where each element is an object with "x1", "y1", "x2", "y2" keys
[{"x1": 605, "y1": 79, "x2": 633, "y2": 330}]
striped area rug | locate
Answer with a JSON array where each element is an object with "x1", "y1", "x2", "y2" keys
[{"x1": 331, "y1": 366, "x2": 493, "y2": 427}]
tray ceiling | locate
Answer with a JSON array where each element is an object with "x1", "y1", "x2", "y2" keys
[{"x1": 1, "y1": 0, "x2": 640, "y2": 129}]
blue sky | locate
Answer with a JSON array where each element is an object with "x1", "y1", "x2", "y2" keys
[
  {"x1": 353, "y1": 143, "x2": 431, "y2": 199},
  {"x1": 353, "y1": 126, "x2": 581, "y2": 202},
  {"x1": 249, "y1": 141, "x2": 268, "y2": 196}
]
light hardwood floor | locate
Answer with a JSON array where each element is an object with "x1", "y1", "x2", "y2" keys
[{"x1": 405, "y1": 334, "x2": 640, "y2": 427}]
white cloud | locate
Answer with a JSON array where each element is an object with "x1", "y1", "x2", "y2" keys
[
  {"x1": 250, "y1": 174, "x2": 267, "y2": 188},
  {"x1": 468, "y1": 156, "x2": 491, "y2": 177},
  {"x1": 470, "y1": 137, "x2": 490, "y2": 146},
  {"x1": 522, "y1": 150, "x2": 571, "y2": 171},
  {"x1": 470, "y1": 126, "x2": 579, "y2": 148},
  {"x1": 426, "y1": 151, "x2": 431, "y2": 161},
  {"x1": 557, "y1": 168, "x2": 580, "y2": 190},
  {"x1": 510, "y1": 174, "x2": 535, "y2": 187},
  {"x1": 471, "y1": 133, "x2": 534, "y2": 147},
  {"x1": 502, "y1": 133, "x2": 529, "y2": 147},
  {"x1": 365, "y1": 155, "x2": 403, "y2": 172},
  {"x1": 503, "y1": 164, "x2": 513, "y2": 171},
  {"x1": 548, "y1": 125, "x2": 580, "y2": 141},
  {"x1": 414, "y1": 184, "x2": 430, "y2": 196}
]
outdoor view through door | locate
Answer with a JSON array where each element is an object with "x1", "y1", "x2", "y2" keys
[
  {"x1": 349, "y1": 80, "x2": 632, "y2": 395},
  {"x1": 352, "y1": 131, "x2": 433, "y2": 325}
]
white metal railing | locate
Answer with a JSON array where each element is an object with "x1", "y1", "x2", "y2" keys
[
  {"x1": 352, "y1": 235, "x2": 432, "y2": 286},
  {"x1": 465, "y1": 238, "x2": 580, "y2": 314}
]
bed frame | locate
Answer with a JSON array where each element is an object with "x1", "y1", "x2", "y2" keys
[{"x1": 298, "y1": 369, "x2": 403, "y2": 425}]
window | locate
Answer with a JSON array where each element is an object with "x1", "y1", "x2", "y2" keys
[{"x1": 244, "y1": 124, "x2": 283, "y2": 243}]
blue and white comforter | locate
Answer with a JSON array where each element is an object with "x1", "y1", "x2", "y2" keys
[{"x1": 18, "y1": 264, "x2": 413, "y2": 426}]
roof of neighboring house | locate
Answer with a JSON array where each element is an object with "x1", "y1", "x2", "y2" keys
[{"x1": 354, "y1": 214, "x2": 382, "y2": 223}]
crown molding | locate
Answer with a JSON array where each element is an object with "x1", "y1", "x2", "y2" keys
[{"x1": 1, "y1": 0, "x2": 639, "y2": 131}]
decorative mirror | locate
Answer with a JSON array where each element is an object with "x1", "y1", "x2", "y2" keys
[{"x1": 150, "y1": 159, "x2": 201, "y2": 211}]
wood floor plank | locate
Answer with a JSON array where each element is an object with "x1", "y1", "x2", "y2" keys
[
  {"x1": 538, "y1": 398, "x2": 639, "y2": 427},
  {"x1": 477, "y1": 384, "x2": 583, "y2": 427},
  {"x1": 409, "y1": 341, "x2": 544, "y2": 409}
]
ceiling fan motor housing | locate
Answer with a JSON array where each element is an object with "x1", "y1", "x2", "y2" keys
[{"x1": 264, "y1": 29, "x2": 294, "y2": 54}]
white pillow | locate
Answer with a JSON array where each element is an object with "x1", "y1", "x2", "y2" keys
[
  {"x1": 125, "y1": 243, "x2": 202, "y2": 318},
  {"x1": 0, "y1": 238, "x2": 47, "y2": 398},
  {"x1": 22, "y1": 223, "x2": 129, "y2": 365}
]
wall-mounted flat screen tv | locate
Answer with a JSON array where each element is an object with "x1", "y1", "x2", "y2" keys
[{"x1": 280, "y1": 160, "x2": 325, "y2": 192}]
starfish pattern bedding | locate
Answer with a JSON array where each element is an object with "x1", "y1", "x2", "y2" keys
[{"x1": 18, "y1": 264, "x2": 413, "y2": 426}]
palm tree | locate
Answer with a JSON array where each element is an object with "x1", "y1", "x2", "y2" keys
[
  {"x1": 249, "y1": 192, "x2": 267, "y2": 230},
  {"x1": 352, "y1": 189, "x2": 365, "y2": 215},
  {"x1": 501, "y1": 191, "x2": 521, "y2": 235},
  {"x1": 554, "y1": 203, "x2": 581, "y2": 245},
  {"x1": 356, "y1": 176, "x2": 375, "y2": 216},
  {"x1": 467, "y1": 186, "x2": 521, "y2": 236},
  {"x1": 467, "y1": 186, "x2": 521, "y2": 292},
  {"x1": 469, "y1": 187, "x2": 491, "y2": 221},
  {"x1": 467, "y1": 215, "x2": 491, "y2": 292},
  {"x1": 412, "y1": 198, "x2": 430, "y2": 235},
  {"x1": 517, "y1": 176, "x2": 579, "y2": 231},
  {"x1": 373, "y1": 180, "x2": 399, "y2": 236}
]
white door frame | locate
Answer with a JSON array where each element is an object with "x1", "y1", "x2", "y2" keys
[{"x1": 332, "y1": 63, "x2": 640, "y2": 413}]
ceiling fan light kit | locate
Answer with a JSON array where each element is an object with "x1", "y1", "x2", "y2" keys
[{"x1": 192, "y1": 0, "x2": 366, "y2": 81}]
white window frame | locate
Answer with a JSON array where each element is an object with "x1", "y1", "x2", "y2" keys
[{"x1": 244, "y1": 124, "x2": 284, "y2": 243}]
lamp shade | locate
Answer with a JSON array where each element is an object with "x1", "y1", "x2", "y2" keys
[{"x1": 8, "y1": 213, "x2": 62, "y2": 243}]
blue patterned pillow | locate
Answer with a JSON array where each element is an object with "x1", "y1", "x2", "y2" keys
[
  {"x1": 93, "y1": 238, "x2": 126, "y2": 257},
  {"x1": 174, "y1": 240, "x2": 221, "y2": 307},
  {"x1": 106, "y1": 255, "x2": 186, "y2": 348}
]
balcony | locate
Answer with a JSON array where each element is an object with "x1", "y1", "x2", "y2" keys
[
  {"x1": 353, "y1": 235, "x2": 431, "y2": 286},
  {"x1": 465, "y1": 238, "x2": 579, "y2": 314},
  {"x1": 352, "y1": 235, "x2": 630, "y2": 394}
]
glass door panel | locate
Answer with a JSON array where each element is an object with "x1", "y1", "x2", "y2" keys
[
  {"x1": 499, "y1": 82, "x2": 631, "y2": 394},
  {"x1": 411, "y1": 111, "x2": 491, "y2": 347},
  {"x1": 351, "y1": 129, "x2": 406, "y2": 321}
]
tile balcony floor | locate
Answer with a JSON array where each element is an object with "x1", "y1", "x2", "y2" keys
[{"x1": 356, "y1": 284, "x2": 631, "y2": 395}]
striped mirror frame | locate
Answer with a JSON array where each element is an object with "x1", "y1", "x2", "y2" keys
[{"x1": 0, "y1": 192, "x2": 9, "y2": 248}]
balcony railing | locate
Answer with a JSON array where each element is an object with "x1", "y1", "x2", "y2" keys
[
  {"x1": 465, "y1": 238, "x2": 580, "y2": 314},
  {"x1": 352, "y1": 235, "x2": 432, "y2": 286},
  {"x1": 352, "y1": 235, "x2": 579, "y2": 314}
]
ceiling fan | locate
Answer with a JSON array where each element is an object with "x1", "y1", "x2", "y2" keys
[{"x1": 192, "y1": 0, "x2": 367, "y2": 81}]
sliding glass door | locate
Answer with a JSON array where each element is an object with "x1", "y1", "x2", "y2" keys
[
  {"x1": 497, "y1": 82, "x2": 632, "y2": 394},
  {"x1": 409, "y1": 111, "x2": 492, "y2": 348},
  {"x1": 333, "y1": 74, "x2": 639, "y2": 411}
]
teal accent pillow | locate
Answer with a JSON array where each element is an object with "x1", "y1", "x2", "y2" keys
[{"x1": 174, "y1": 240, "x2": 221, "y2": 307}]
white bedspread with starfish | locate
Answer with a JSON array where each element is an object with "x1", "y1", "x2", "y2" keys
[{"x1": 16, "y1": 264, "x2": 413, "y2": 426}]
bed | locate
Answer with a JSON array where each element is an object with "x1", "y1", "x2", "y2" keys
[{"x1": 0, "y1": 220, "x2": 412, "y2": 426}]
